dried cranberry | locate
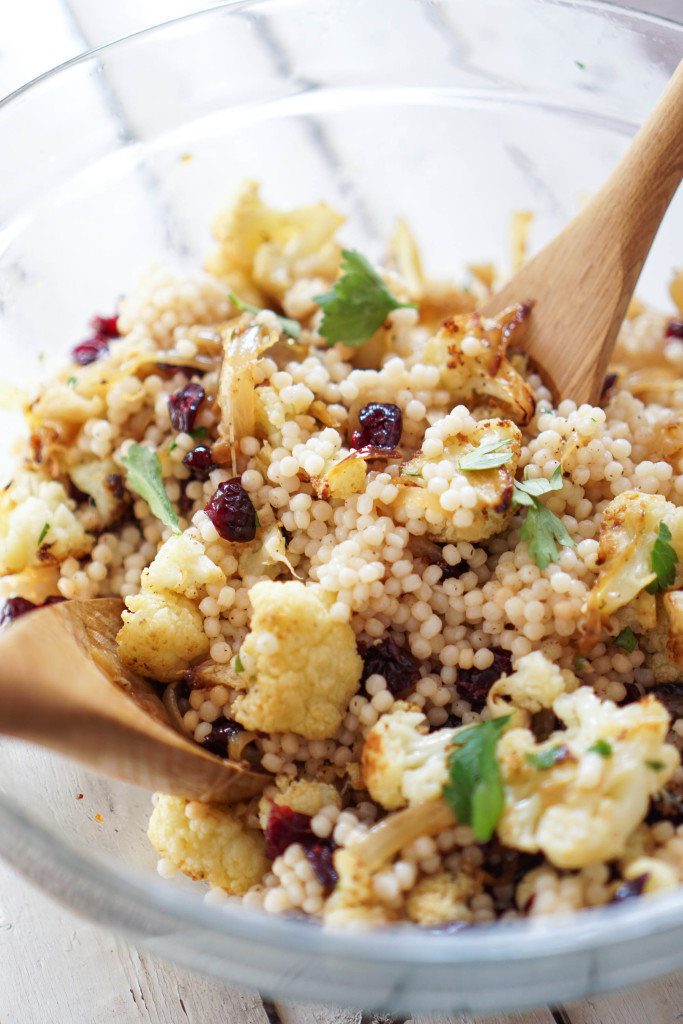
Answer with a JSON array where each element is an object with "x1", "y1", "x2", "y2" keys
[
  {"x1": 264, "y1": 804, "x2": 318, "y2": 859},
  {"x1": 71, "y1": 335, "x2": 110, "y2": 365},
  {"x1": 665, "y1": 319, "x2": 683, "y2": 339},
  {"x1": 619, "y1": 681, "x2": 642, "y2": 705},
  {"x1": 648, "y1": 784, "x2": 683, "y2": 825},
  {"x1": 168, "y1": 382, "x2": 205, "y2": 433},
  {"x1": 199, "y1": 719, "x2": 244, "y2": 758},
  {"x1": 204, "y1": 479, "x2": 257, "y2": 542},
  {"x1": 651, "y1": 681, "x2": 683, "y2": 719},
  {"x1": 183, "y1": 445, "x2": 215, "y2": 480},
  {"x1": 304, "y1": 844, "x2": 338, "y2": 892},
  {"x1": 600, "y1": 372, "x2": 618, "y2": 403},
  {"x1": 456, "y1": 647, "x2": 513, "y2": 708},
  {"x1": 437, "y1": 560, "x2": 471, "y2": 580},
  {"x1": 0, "y1": 594, "x2": 65, "y2": 629},
  {"x1": 265, "y1": 805, "x2": 338, "y2": 891},
  {"x1": 613, "y1": 874, "x2": 648, "y2": 902},
  {"x1": 90, "y1": 314, "x2": 120, "y2": 338},
  {"x1": 351, "y1": 403, "x2": 402, "y2": 450},
  {"x1": 360, "y1": 635, "x2": 420, "y2": 698},
  {"x1": 155, "y1": 363, "x2": 194, "y2": 379}
]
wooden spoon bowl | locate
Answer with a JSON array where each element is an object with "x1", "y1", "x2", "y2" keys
[{"x1": 0, "y1": 598, "x2": 269, "y2": 804}]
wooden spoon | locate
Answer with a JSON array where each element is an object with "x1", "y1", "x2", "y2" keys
[
  {"x1": 481, "y1": 57, "x2": 683, "y2": 405},
  {"x1": 0, "y1": 597, "x2": 269, "y2": 803}
]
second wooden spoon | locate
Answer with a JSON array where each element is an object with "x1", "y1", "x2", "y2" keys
[{"x1": 0, "y1": 598, "x2": 269, "y2": 804}]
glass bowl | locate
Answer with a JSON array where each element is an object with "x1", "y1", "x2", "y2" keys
[{"x1": 1, "y1": 0, "x2": 683, "y2": 1013}]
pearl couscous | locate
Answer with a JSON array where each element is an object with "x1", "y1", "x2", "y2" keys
[{"x1": 3, "y1": 180, "x2": 683, "y2": 928}]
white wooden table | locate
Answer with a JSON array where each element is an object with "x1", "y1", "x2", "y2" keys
[{"x1": 2, "y1": 2, "x2": 683, "y2": 1021}]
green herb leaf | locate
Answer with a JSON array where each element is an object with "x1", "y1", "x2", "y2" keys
[
  {"x1": 613, "y1": 627, "x2": 638, "y2": 653},
  {"x1": 235, "y1": 652, "x2": 244, "y2": 674},
  {"x1": 314, "y1": 249, "x2": 417, "y2": 348},
  {"x1": 646, "y1": 759, "x2": 666, "y2": 772},
  {"x1": 66, "y1": 376, "x2": 77, "y2": 387},
  {"x1": 443, "y1": 716, "x2": 510, "y2": 841},
  {"x1": 401, "y1": 469, "x2": 423, "y2": 478},
  {"x1": 254, "y1": 511, "x2": 261, "y2": 528},
  {"x1": 646, "y1": 521, "x2": 678, "y2": 594},
  {"x1": 189, "y1": 426, "x2": 207, "y2": 440},
  {"x1": 514, "y1": 466, "x2": 575, "y2": 569},
  {"x1": 588, "y1": 739, "x2": 612, "y2": 758},
  {"x1": 121, "y1": 443, "x2": 181, "y2": 535},
  {"x1": 168, "y1": 441, "x2": 178, "y2": 453},
  {"x1": 38, "y1": 522, "x2": 50, "y2": 545},
  {"x1": 525, "y1": 744, "x2": 571, "y2": 770},
  {"x1": 512, "y1": 464, "x2": 563, "y2": 506},
  {"x1": 575, "y1": 60, "x2": 585, "y2": 69},
  {"x1": 521, "y1": 501, "x2": 576, "y2": 571},
  {"x1": 459, "y1": 438, "x2": 515, "y2": 472},
  {"x1": 574, "y1": 654, "x2": 587, "y2": 674},
  {"x1": 228, "y1": 290, "x2": 301, "y2": 339}
]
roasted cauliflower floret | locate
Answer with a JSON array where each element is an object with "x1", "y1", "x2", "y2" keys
[
  {"x1": 148, "y1": 794, "x2": 268, "y2": 894},
  {"x1": 142, "y1": 532, "x2": 225, "y2": 600},
  {"x1": 323, "y1": 848, "x2": 396, "y2": 929},
  {"x1": 207, "y1": 180, "x2": 344, "y2": 306},
  {"x1": 422, "y1": 304, "x2": 535, "y2": 426},
  {"x1": 258, "y1": 777, "x2": 342, "y2": 830},
  {"x1": 488, "y1": 650, "x2": 577, "y2": 728},
  {"x1": 68, "y1": 458, "x2": 127, "y2": 526},
  {"x1": 232, "y1": 581, "x2": 362, "y2": 739},
  {"x1": 117, "y1": 589, "x2": 210, "y2": 681},
  {"x1": 582, "y1": 491, "x2": 683, "y2": 647},
  {"x1": 362, "y1": 708, "x2": 460, "y2": 810},
  {"x1": 405, "y1": 870, "x2": 477, "y2": 927},
  {"x1": 393, "y1": 412, "x2": 521, "y2": 543},
  {"x1": 497, "y1": 688, "x2": 679, "y2": 870},
  {"x1": 0, "y1": 473, "x2": 93, "y2": 574}
]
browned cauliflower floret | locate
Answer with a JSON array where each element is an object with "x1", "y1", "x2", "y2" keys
[
  {"x1": 117, "y1": 589, "x2": 209, "y2": 681},
  {"x1": 0, "y1": 473, "x2": 93, "y2": 574},
  {"x1": 323, "y1": 849, "x2": 396, "y2": 929},
  {"x1": 422, "y1": 304, "x2": 535, "y2": 426},
  {"x1": 582, "y1": 491, "x2": 683, "y2": 648},
  {"x1": 232, "y1": 581, "x2": 362, "y2": 739},
  {"x1": 362, "y1": 708, "x2": 455, "y2": 810},
  {"x1": 117, "y1": 529, "x2": 225, "y2": 680},
  {"x1": 148, "y1": 794, "x2": 268, "y2": 893},
  {"x1": 497, "y1": 686, "x2": 679, "y2": 870},
  {"x1": 405, "y1": 870, "x2": 477, "y2": 926},
  {"x1": 393, "y1": 412, "x2": 521, "y2": 543},
  {"x1": 258, "y1": 777, "x2": 342, "y2": 830},
  {"x1": 142, "y1": 533, "x2": 225, "y2": 600},
  {"x1": 207, "y1": 180, "x2": 344, "y2": 308}
]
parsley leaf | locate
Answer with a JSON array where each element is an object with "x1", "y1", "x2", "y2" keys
[
  {"x1": 228, "y1": 290, "x2": 301, "y2": 339},
  {"x1": 314, "y1": 249, "x2": 417, "y2": 348},
  {"x1": 189, "y1": 426, "x2": 207, "y2": 439},
  {"x1": 443, "y1": 716, "x2": 510, "y2": 841},
  {"x1": 646, "y1": 759, "x2": 666, "y2": 772},
  {"x1": 588, "y1": 739, "x2": 612, "y2": 757},
  {"x1": 459, "y1": 438, "x2": 515, "y2": 472},
  {"x1": 121, "y1": 443, "x2": 181, "y2": 535},
  {"x1": 234, "y1": 652, "x2": 244, "y2": 674},
  {"x1": 613, "y1": 626, "x2": 637, "y2": 653},
  {"x1": 513, "y1": 466, "x2": 575, "y2": 569},
  {"x1": 525, "y1": 744, "x2": 571, "y2": 770},
  {"x1": 646, "y1": 521, "x2": 678, "y2": 594},
  {"x1": 38, "y1": 522, "x2": 50, "y2": 545},
  {"x1": 574, "y1": 654, "x2": 587, "y2": 674}
]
